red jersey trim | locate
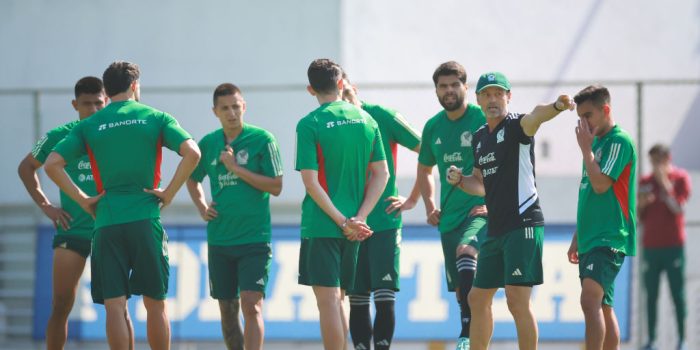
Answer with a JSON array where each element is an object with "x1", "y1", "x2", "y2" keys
[
  {"x1": 391, "y1": 141, "x2": 398, "y2": 173},
  {"x1": 85, "y1": 144, "x2": 104, "y2": 193},
  {"x1": 316, "y1": 143, "x2": 328, "y2": 193},
  {"x1": 613, "y1": 163, "x2": 631, "y2": 221},
  {"x1": 153, "y1": 136, "x2": 163, "y2": 189}
]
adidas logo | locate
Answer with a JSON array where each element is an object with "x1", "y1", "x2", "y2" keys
[
  {"x1": 511, "y1": 268, "x2": 522, "y2": 276},
  {"x1": 59, "y1": 242, "x2": 68, "y2": 249},
  {"x1": 355, "y1": 344, "x2": 368, "y2": 350},
  {"x1": 210, "y1": 159, "x2": 217, "y2": 166},
  {"x1": 435, "y1": 137, "x2": 442, "y2": 145},
  {"x1": 256, "y1": 278, "x2": 265, "y2": 286},
  {"x1": 376, "y1": 339, "x2": 390, "y2": 346},
  {"x1": 586, "y1": 264, "x2": 594, "y2": 271},
  {"x1": 382, "y1": 274, "x2": 393, "y2": 282}
]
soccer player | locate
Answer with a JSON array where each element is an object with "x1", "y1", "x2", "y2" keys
[
  {"x1": 638, "y1": 144, "x2": 689, "y2": 350},
  {"x1": 446, "y1": 72, "x2": 575, "y2": 350},
  {"x1": 44, "y1": 61, "x2": 201, "y2": 350},
  {"x1": 186, "y1": 83, "x2": 283, "y2": 350},
  {"x1": 342, "y1": 74, "x2": 421, "y2": 350},
  {"x1": 296, "y1": 58, "x2": 389, "y2": 350},
  {"x1": 416, "y1": 61, "x2": 487, "y2": 350},
  {"x1": 567, "y1": 85, "x2": 637, "y2": 350},
  {"x1": 18, "y1": 77, "x2": 135, "y2": 350}
]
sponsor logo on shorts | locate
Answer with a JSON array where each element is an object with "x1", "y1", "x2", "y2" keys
[
  {"x1": 355, "y1": 344, "x2": 368, "y2": 350},
  {"x1": 382, "y1": 274, "x2": 393, "y2": 282},
  {"x1": 512, "y1": 268, "x2": 522, "y2": 276},
  {"x1": 524, "y1": 227, "x2": 535, "y2": 239},
  {"x1": 256, "y1": 278, "x2": 265, "y2": 286},
  {"x1": 586, "y1": 264, "x2": 594, "y2": 271}
]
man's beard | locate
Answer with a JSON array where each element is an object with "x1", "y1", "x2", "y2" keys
[{"x1": 439, "y1": 93, "x2": 464, "y2": 112}]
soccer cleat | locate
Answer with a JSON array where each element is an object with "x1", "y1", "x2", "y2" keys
[{"x1": 456, "y1": 337, "x2": 470, "y2": 350}]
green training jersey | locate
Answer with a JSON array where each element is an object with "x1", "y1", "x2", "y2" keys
[
  {"x1": 54, "y1": 100, "x2": 192, "y2": 229},
  {"x1": 417, "y1": 103, "x2": 486, "y2": 233},
  {"x1": 295, "y1": 100, "x2": 386, "y2": 239},
  {"x1": 32, "y1": 120, "x2": 96, "y2": 240},
  {"x1": 362, "y1": 102, "x2": 421, "y2": 232},
  {"x1": 576, "y1": 125, "x2": 637, "y2": 256},
  {"x1": 191, "y1": 124, "x2": 283, "y2": 246}
]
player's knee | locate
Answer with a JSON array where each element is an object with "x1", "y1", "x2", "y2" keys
[
  {"x1": 51, "y1": 294, "x2": 75, "y2": 315},
  {"x1": 579, "y1": 293, "x2": 602, "y2": 315},
  {"x1": 142, "y1": 296, "x2": 166, "y2": 314},
  {"x1": 468, "y1": 289, "x2": 490, "y2": 310},
  {"x1": 505, "y1": 293, "x2": 529, "y2": 317},
  {"x1": 240, "y1": 293, "x2": 263, "y2": 318}
]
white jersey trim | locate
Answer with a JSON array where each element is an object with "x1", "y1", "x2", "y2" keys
[{"x1": 518, "y1": 143, "x2": 538, "y2": 214}]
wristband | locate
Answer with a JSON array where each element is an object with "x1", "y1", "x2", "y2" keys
[{"x1": 553, "y1": 102, "x2": 565, "y2": 112}]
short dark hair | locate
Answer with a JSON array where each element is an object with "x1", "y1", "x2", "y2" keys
[
  {"x1": 213, "y1": 83, "x2": 242, "y2": 106},
  {"x1": 648, "y1": 143, "x2": 671, "y2": 158},
  {"x1": 102, "y1": 61, "x2": 140, "y2": 97},
  {"x1": 307, "y1": 59, "x2": 343, "y2": 95},
  {"x1": 74, "y1": 76, "x2": 103, "y2": 99},
  {"x1": 574, "y1": 85, "x2": 611, "y2": 107},
  {"x1": 432, "y1": 61, "x2": 467, "y2": 86}
]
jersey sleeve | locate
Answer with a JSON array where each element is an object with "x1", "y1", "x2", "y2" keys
[
  {"x1": 599, "y1": 137, "x2": 634, "y2": 181},
  {"x1": 260, "y1": 133, "x2": 284, "y2": 177},
  {"x1": 417, "y1": 120, "x2": 436, "y2": 166},
  {"x1": 190, "y1": 138, "x2": 207, "y2": 183},
  {"x1": 387, "y1": 111, "x2": 421, "y2": 150},
  {"x1": 370, "y1": 125, "x2": 387, "y2": 162},
  {"x1": 161, "y1": 113, "x2": 193, "y2": 152},
  {"x1": 31, "y1": 129, "x2": 63, "y2": 164},
  {"x1": 511, "y1": 114, "x2": 532, "y2": 144},
  {"x1": 295, "y1": 118, "x2": 318, "y2": 171},
  {"x1": 53, "y1": 125, "x2": 86, "y2": 163}
]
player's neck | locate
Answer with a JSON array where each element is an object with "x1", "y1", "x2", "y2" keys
[
  {"x1": 445, "y1": 103, "x2": 467, "y2": 121},
  {"x1": 316, "y1": 93, "x2": 342, "y2": 105},
  {"x1": 486, "y1": 115, "x2": 506, "y2": 132},
  {"x1": 109, "y1": 92, "x2": 134, "y2": 103},
  {"x1": 223, "y1": 125, "x2": 243, "y2": 142}
]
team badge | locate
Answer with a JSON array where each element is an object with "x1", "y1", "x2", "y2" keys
[
  {"x1": 236, "y1": 149, "x2": 249, "y2": 165},
  {"x1": 497, "y1": 129, "x2": 505, "y2": 143},
  {"x1": 594, "y1": 148, "x2": 603, "y2": 163},
  {"x1": 460, "y1": 131, "x2": 472, "y2": 147}
]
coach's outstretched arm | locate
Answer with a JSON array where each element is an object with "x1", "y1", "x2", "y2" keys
[
  {"x1": 520, "y1": 95, "x2": 576, "y2": 136},
  {"x1": 45, "y1": 152, "x2": 103, "y2": 218},
  {"x1": 145, "y1": 139, "x2": 201, "y2": 208}
]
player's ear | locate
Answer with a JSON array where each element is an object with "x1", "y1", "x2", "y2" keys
[
  {"x1": 603, "y1": 104, "x2": 611, "y2": 117},
  {"x1": 337, "y1": 78, "x2": 344, "y2": 92},
  {"x1": 306, "y1": 85, "x2": 316, "y2": 96},
  {"x1": 71, "y1": 99, "x2": 78, "y2": 111}
]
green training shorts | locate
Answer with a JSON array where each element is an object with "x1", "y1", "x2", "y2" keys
[{"x1": 474, "y1": 226, "x2": 543, "y2": 289}]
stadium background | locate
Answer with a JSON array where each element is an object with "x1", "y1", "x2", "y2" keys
[{"x1": 1, "y1": 0, "x2": 698, "y2": 348}]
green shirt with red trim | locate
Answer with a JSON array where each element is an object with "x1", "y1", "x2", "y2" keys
[
  {"x1": 417, "y1": 103, "x2": 486, "y2": 233},
  {"x1": 54, "y1": 100, "x2": 192, "y2": 229},
  {"x1": 32, "y1": 120, "x2": 96, "y2": 240},
  {"x1": 362, "y1": 102, "x2": 421, "y2": 232},
  {"x1": 190, "y1": 124, "x2": 283, "y2": 246},
  {"x1": 295, "y1": 100, "x2": 386, "y2": 239},
  {"x1": 576, "y1": 125, "x2": 637, "y2": 256}
]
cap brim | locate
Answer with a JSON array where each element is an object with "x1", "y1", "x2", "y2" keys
[{"x1": 476, "y1": 83, "x2": 509, "y2": 93}]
